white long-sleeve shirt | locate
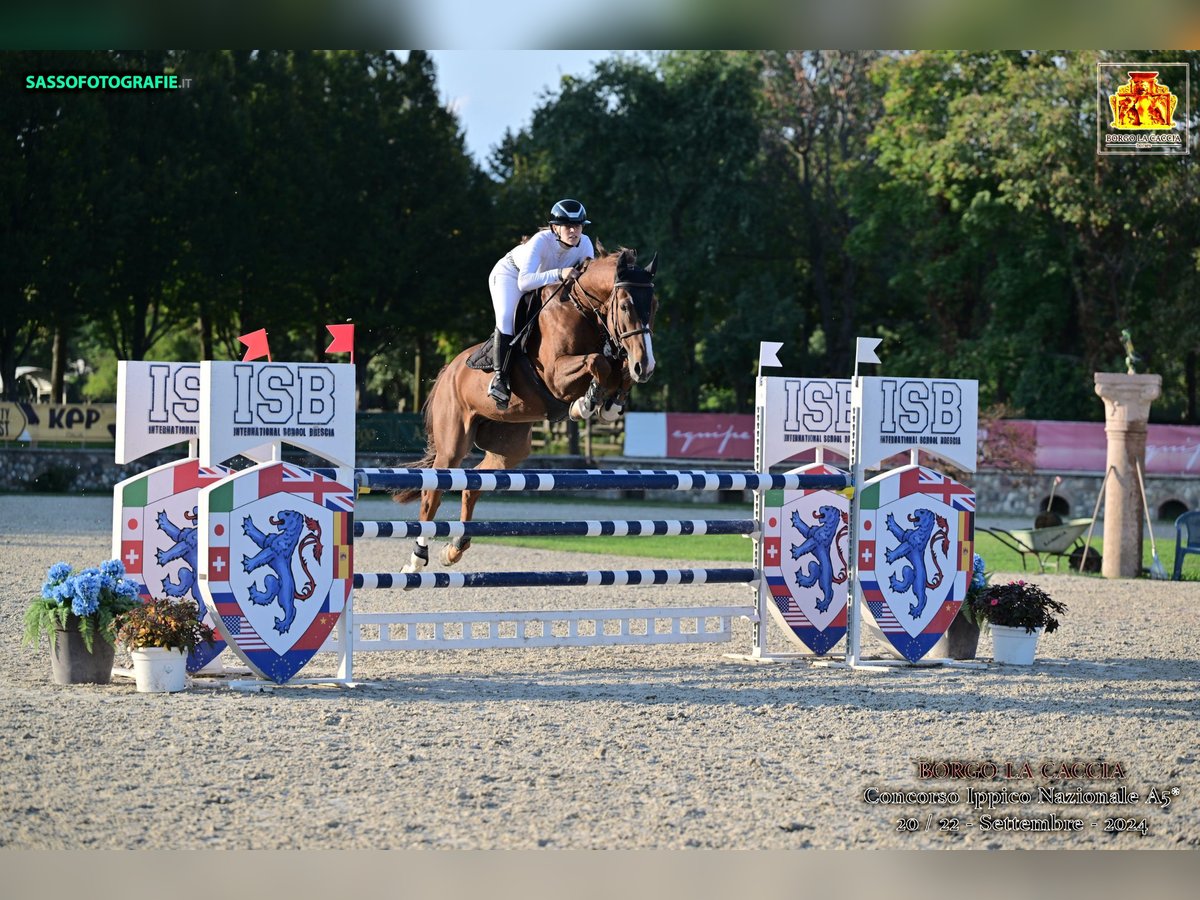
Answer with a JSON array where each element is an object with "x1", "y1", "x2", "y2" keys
[{"x1": 493, "y1": 228, "x2": 596, "y2": 291}]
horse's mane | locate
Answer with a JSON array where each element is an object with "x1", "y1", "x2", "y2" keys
[{"x1": 588, "y1": 247, "x2": 638, "y2": 271}]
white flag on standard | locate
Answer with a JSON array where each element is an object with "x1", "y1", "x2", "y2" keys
[
  {"x1": 758, "y1": 341, "x2": 784, "y2": 369},
  {"x1": 855, "y1": 336, "x2": 882, "y2": 366}
]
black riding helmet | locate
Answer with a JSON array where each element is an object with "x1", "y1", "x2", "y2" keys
[{"x1": 548, "y1": 199, "x2": 591, "y2": 226}]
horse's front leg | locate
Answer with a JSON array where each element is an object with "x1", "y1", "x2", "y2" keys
[
  {"x1": 401, "y1": 487, "x2": 445, "y2": 573},
  {"x1": 546, "y1": 353, "x2": 618, "y2": 421},
  {"x1": 598, "y1": 369, "x2": 634, "y2": 422}
]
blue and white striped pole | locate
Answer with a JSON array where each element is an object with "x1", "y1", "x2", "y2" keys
[
  {"x1": 355, "y1": 519, "x2": 758, "y2": 539},
  {"x1": 344, "y1": 468, "x2": 852, "y2": 493},
  {"x1": 355, "y1": 567, "x2": 760, "y2": 591}
]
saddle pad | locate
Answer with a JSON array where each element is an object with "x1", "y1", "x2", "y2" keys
[
  {"x1": 466, "y1": 338, "x2": 496, "y2": 372},
  {"x1": 465, "y1": 291, "x2": 542, "y2": 372}
]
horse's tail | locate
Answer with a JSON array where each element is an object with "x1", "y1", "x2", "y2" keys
[{"x1": 391, "y1": 363, "x2": 449, "y2": 504}]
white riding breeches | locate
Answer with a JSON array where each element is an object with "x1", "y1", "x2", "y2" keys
[{"x1": 488, "y1": 262, "x2": 522, "y2": 335}]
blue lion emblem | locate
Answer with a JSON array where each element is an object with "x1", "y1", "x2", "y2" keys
[
  {"x1": 242, "y1": 509, "x2": 323, "y2": 634},
  {"x1": 883, "y1": 509, "x2": 948, "y2": 619},
  {"x1": 156, "y1": 506, "x2": 201, "y2": 604},
  {"x1": 789, "y1": 504, "x2": 849, "y2": 613}
]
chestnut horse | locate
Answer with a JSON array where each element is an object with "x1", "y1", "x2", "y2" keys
[{"x1": 393, "y1": 248, "x2": 659, "y2": 571}]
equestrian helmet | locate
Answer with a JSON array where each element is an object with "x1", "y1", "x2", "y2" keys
[{"x1": 548, "y1": 199, "x2": 591, "y2": 225}]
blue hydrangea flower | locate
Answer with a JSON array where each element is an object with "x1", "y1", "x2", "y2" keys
[
  {"x1": 114, "y1": 579, "x2": 140, "y2": 600},
  {"x1": 48, "y1": 562, "x2": 72, "y2": 582},
  {"x1": 972, "y1": 553, "x2": 986, "y2": 574},
  {"x1": 100, "y1": 559, "x2": 125, "y2": 579},
  {"x1": 71, "y1": 572, "x2": 103, "y2": 617}
]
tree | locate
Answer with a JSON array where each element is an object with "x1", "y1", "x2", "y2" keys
[{"x1": 496, "y1": 51, "x2": 782, "y2": 410}]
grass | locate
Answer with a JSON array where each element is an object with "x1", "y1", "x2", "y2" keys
[
  {"x1": 372, "y1": 490, "x2": 1200, "y2": 579},
  {"x1": 483, "y1": 530, "x2": 1200, "y2": 580}
]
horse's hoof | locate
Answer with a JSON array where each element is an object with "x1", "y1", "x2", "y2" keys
[
  {"x1": 440, "y1": 544, "x2": 463, "y2": 567},
  {"x1": 401, "y1": 553, "x2": 428, "y2": 574},
  {"x1": 599, "y1": 401, "x2": 623, "y2": 422},
  {"x1": 569, "y1": 398, "x2": 595, "y2": 421}
]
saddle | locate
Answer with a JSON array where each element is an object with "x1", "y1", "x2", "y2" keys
[
  {"x1": 465, "y1": 290, "x2": 571, "y2": 423},
  {"x1": 466, "y1": 291, "x2": 541, "y2": 372}
]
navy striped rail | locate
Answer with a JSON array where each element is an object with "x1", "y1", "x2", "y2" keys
[
  {"x1": 333, "y1": 468, "x2": 851, "y2": 493},
  {"x1": 355, "y1": 567, "x2": 760, "y2": 591},
  {"x1": 355, "y1": 519, "x2": 758, "y2": 539}
]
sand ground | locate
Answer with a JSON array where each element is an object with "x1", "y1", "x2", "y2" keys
[{"x1": 1, "y1": 494, "x2": 1197, "y2": 849}]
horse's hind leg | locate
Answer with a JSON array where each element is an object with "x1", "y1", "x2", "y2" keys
[
  {"x1": 401, "y1": 365, "x2": 477, "y2": 574},
  {"x1": 402, "y1": 485, "x2": 446, "y2": 573},
  {"x1": 441, "y1": 422, "x2": 532, "y2": 567}
]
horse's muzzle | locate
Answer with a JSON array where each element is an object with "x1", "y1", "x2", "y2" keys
[{"x1": 631, "y1": 358, "x2": 655, "y2": 383}]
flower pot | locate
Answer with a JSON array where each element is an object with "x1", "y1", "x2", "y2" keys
[
  {"x1": 49, "y1": 616, "x2": 115, "y2": 685},
  {"x1": 131, "y1": 647, "x2": 189, "y2": 693},
  {"x1": 989, "y1": 625, "x2": 1043, "y2": 665},
  {"x1": 927, "y1": 611, "x2": 981, "y2": 660}
]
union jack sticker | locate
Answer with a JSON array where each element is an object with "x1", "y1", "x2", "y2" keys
[
  {"x1": 112, "y1": 458, "x2": 232, "y2": 672},
  {"x1": 197, "y1": 462, "x2": 354, "y2": 684},
  {"x1": 761, "y1": 463, "x2": 851, "y2": 655},
  {"x1": 856, "y1": 464, "x2": 974, "y2": 662}
]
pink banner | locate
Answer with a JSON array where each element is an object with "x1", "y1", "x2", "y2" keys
[
  {"x1": 666, "y1": 413, "x2": 755, "y2": 459},
  {"x1": 653, "y1": 414, "x2": 1200, "y2": 474}
]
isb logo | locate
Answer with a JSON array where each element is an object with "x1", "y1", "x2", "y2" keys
[
  {"x1": 877, "y1": 379, "x2": 963, "y2": 436},
  {"x1": 231, "y1": 364, "x2": 336, "y2": 426},
  {"x1": 146, "y1": 362, "x2": 200, "y2": 424}
]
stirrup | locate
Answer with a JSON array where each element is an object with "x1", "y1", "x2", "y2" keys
[{"x1": 488, "y1": 372, "x2": 510, "y2": 410}]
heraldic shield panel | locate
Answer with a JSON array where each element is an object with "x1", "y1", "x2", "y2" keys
[
  {"x1": 856, "y1": 465, "x2": 975, "y2": 662},
  {"x1": 762, "y1": 463, "x2": 851, "y2": 655},
  {"x1": 112, "y1": 458, "x2": 232, "y2": 672},
  {"x1": 198, "y1": 462, "x2": 353, "y2": 684}
]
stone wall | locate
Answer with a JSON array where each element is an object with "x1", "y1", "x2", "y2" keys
[{"x1": 2, "y1": 448, "x2": 1197, "y2": 521}]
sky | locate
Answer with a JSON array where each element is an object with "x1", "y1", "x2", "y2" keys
[{"x1": 422, "y1": 51, "x2": 616, "y2": 167}]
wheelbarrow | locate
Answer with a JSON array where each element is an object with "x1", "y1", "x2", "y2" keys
[{"x1": 981, "y1": 518, "x2": 1098, "y2": 573}]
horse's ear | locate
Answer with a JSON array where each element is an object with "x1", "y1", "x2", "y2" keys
[{"x1": 645, "y1": 252, "x2": 658, "y2": 277}]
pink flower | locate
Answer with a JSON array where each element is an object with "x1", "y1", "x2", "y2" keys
[{"x1": 990, "y1": 598, "x2": 999, "y2": 606}]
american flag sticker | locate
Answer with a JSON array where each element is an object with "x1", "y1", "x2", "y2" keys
[{"x1": 220, "y1": 613, "x2": 270, "y2": 650}]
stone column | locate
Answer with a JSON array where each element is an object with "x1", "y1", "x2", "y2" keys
[{"x1": 1093, "y1": 373, "x2": 1161, "y2": 578}]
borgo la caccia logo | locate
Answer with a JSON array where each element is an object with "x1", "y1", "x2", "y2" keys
[{"x1": 1109, "y1": 70, "x2": 1177, "y2": 130}]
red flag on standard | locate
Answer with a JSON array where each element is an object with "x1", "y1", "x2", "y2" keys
[
  {"x1": 238, "y1": 328, "x2": 272, "y2": 362},
  {"x1": 325, "y1": 323, "x2": 355, "y2": 363}
]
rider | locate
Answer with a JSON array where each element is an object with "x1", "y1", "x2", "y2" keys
[{"x1": 487, "y1": 199, "x2": 595, "y2": 409}]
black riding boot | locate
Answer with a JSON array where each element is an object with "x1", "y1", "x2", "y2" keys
[{"x1": 488, "y1": 330, "x2": 514, "y2": 410}]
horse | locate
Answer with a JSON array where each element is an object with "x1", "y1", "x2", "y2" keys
[{"x1": 392, "y1": 247, "x2": 659, "y2": 572}]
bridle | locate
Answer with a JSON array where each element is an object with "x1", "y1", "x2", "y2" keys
[{"x1": 567, "y1": 266, "x2": 655, "y2": 360}]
